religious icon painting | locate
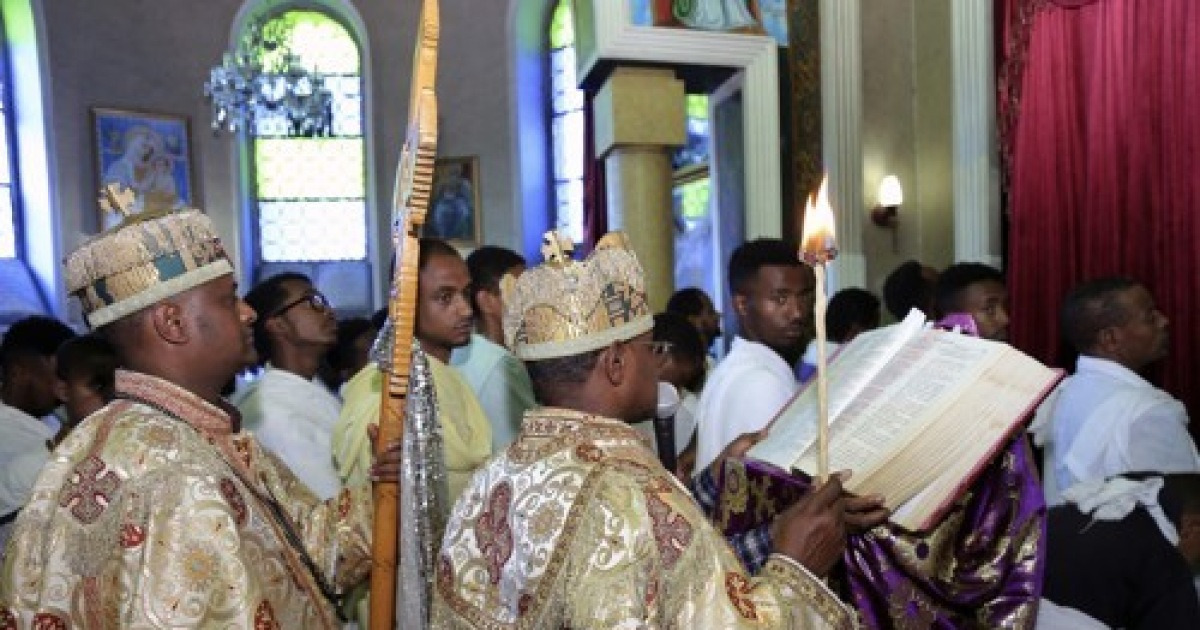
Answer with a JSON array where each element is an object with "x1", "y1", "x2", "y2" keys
[
  {"x1": 91, "y1": 108, "x2": 196, "y2": 231},
  {"x1": 426, "y1": 156, "x2": 482, "y2": 247}
]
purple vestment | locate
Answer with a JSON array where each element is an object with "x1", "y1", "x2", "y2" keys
[{"x1": 716, "y1": 437, "x2": 1045, "y2": 628}]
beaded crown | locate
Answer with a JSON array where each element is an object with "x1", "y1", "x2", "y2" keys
[
  {"x1": 65, "y1": 185, "x2": 233, "y2": 328},
  {"x1": 503, "y1": 231, "x2": 653, "y2": 361}
]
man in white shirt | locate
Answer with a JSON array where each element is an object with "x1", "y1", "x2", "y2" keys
[
  {"x1": 0, "y1": 316, "x2": 76, "y2": 551},
  {"x1": 1035, "y1": 277, "x2": 1200, "y2": 503},
  {"x1": 235, "y1": 273, "x2": 343, "y2": 499},
  {"x1": 695, "y1": 238, "x2": 814, "y2": 472},
  {"x1": 450, "y1": 245, "x2": 536, "y2": 450}
]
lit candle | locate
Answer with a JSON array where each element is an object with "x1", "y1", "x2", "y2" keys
[{"x1": 799, "y1": 175, "x2": 838, "y2": 483}]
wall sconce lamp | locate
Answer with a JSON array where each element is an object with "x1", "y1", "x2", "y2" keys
[{"x1": 871, "y1": 175, "x2": 903, "y2": 228}]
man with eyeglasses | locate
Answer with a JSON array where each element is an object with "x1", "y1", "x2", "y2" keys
[
  {"x1": 432, "y1": 231, "x2": 861, "y2": 628},
  {"x1": 236, "y1": 272, "x2": 343, "y2": 499}
]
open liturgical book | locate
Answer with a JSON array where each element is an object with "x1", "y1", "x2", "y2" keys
[{"x1": 747, "y1": 310, "x2": 1062, "y2": 530}]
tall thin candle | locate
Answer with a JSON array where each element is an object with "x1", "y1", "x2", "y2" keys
[{"x1": 798, "y1": 175, "x2": 838, "y2": 483}]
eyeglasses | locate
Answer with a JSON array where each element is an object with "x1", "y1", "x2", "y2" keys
[
  {"x1": 268, "y1": 291, "x2": 331, "y2": 318},
  {"x1": 634, "y1": 340, "x2": 674, "y2": 357}
]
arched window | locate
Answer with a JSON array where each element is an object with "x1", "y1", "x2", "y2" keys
[
  {"x1": 0, "y1": 18, "x2": 20, "y2": 261},
  {"x1": 548, "y1": 0, "x2": 585, "y2": 244},
  {"x1": 248, "y1": 10, "x2": 371, "y2": 313}
]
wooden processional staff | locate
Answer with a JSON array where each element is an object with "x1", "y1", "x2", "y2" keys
[{"x1": 370, "y1": 0, "x2": 440, "y2": 627}]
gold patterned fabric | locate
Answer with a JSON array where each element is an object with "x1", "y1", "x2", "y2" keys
[
  {"x1": 65, "y1": 207, "x2": 233, "y2": 328},
  {"x1": 432, "y1": 408, "x2": 857, "y2": 629},
  {"x1": 502, "y1": 231, "x2": 653, "y2": 361},
  {"x1": 0, "y1": 371, "x2": 373, "y2": 628}
]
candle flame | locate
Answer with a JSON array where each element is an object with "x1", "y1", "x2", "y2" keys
[{"x1": 800, "y1": 175, "x2": 838, "y2": 265}]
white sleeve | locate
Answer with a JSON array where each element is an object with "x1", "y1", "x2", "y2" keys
[
  {"x1": 1123, "y1": 401, "x2": 1200, "y2": 474},
  {"x1": 696, "y1": 368, "x2": 794, "y2": 472}
]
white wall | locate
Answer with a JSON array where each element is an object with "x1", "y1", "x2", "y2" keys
[{"x1": 33, "y1": 0, "x2": 528, "y2": 310}]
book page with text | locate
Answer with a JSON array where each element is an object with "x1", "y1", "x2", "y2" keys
[
  {"x1": 747, "y1": 310, "x2": 927, "y2": 469},
  {"x1": 790, "y1": 331, "x2": 1003, "y2": 479},
  {"x1": 867, "y1": 352, "x2": 1060, "y2": 528}
]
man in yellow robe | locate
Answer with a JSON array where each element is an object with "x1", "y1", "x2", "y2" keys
[
  {"x1": 0, "y1": 200, "x2": 402, "y2": 628},
  {"x1": 334, "y1": 238, "x2": 491, "y2": 502},
  {"x1": 333, "y1": 238, "x2": 492, "y2": 626},
  {"x1": 432, "y1": 232, "x2": 860, "y2": 629}
]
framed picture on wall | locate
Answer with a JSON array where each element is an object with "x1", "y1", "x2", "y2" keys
[
  {"x1": 91, "y1": 107, "x2": 195, "y2": 230},
  {"x1": 425, "y1": 155, "x2": 481, "y2": 246}
]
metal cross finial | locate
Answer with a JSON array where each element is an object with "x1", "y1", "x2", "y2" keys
[
  {"x1": 98, "y1": 183, "x2": 138, "y2": 219},
  {"x1": 540, "y1": 230, "x2": 575, "y2": 265}
]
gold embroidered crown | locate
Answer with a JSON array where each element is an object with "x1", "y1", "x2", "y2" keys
[
  {"x1": 503, "y1": 231, "x2": 653, "y2": 361},
  {"x1": 65, "y1": 184, "x2": 233, "y2": 328}
]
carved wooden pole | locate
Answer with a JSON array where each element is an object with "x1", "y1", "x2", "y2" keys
[{"x1": 370, "y1": 1, "x2": 439, "y2": 627}]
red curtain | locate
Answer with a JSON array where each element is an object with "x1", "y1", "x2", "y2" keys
[{"x1": 1002, "y1": 0, "x2": 1200, "y2": 413}]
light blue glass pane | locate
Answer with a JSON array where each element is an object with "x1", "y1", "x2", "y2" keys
[
  {"x1": 0, "y1": 189, "x2": 14, "y2": 258},
  {"x1": 255, "y1": 138, "x2": 365, "y2": 199},
  {"x1": 560, "y1": 110, "x2": 585, "y2": 180},
  {"x1": 0, "y1": 117, "x2": 11, "y2": 185},
  {"x1": 550, "y1": 48, "x2": 571, "y2": 113},
  {"x1": 558, "y1": 178, "x2": 584, "y2": 245},
  {"x1": 674, "y1": 177, "x2": 716, "y2": 299},
  {"x1": 554, "y1": 181, "x2": 573, "y2": 233},
  {"x1": 258, "y1": 199, "x2": 367, "y2": 262},
  {"x1": 551, "y1": 113, "x2": 569, "y2": 181},
  {"x1": 326, "y1": 75, "x2": 362, "y2": 137}
]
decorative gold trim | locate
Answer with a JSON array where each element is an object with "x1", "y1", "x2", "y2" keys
[
  {"x1": 85, "y1": 260, "x2": 233, "y2": 327},
  {"x1": 763, "y1": 555, "x2": 857, "y2": 629},
  {"x1": 513, "y1": 315, "x2": 652, "y2": 360}
]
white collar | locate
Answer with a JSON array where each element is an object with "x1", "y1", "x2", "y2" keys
[
  {"x1": 1075, "y1": 355, "x2": 1155, "y2": 389},
  {"x1": 0, "y1": 401, "x2": 54, "y2": 440}
]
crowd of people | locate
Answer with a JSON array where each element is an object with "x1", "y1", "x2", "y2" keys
[{"x1": 0, "y1": 203, "x2": 1196, "y2": 628}]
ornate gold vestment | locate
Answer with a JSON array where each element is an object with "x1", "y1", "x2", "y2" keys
[
  {"x1": 432, "y1": 408, "x2": 857, "y2": 629},
  {"x1": 1, "y1": 371, "x2": 372, "y2": 628}
]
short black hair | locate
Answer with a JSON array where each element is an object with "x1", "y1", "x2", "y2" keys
[
  {"x1": 1059, "y1": 277, "x2": 1140, "y2": 354},
  {"x1": 935, "y1": 263, "x2": 1005, "y2": 316},
  {"x1": 665, "y1": 288, "x2": 710, "y2": 319},
  {"x1": 882, "y1": 260, "x2": 934, "y2": 321},
  {"x1": 653, "y1": 312, "x2": 706, "y2": 363},
  {"x1": 243, "y1": 272, "x2": 311, "y2": 364},
  {"x1": 728, "y1": 238, "x2": 803, "y2": 296},
  {"x1": 465, "y1": 246, "x2": 525, "y2": 311},
  {"x1": 524, "y1": 349, "x2": 603, "y2": 404},
  {"x1": 418, "y1": 237, "x2": 461, "y2": 271},
  {"x1": 55, "y1": 334, "x2": 119, "y2": 399},
  {"x1": 0, "y1": 315, "x2": 77, "y2": 379},
  {"x1": 827, "y1": 288, "x2": 881, "y2": 343}
]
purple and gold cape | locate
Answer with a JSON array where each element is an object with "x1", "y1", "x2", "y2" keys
[{"x1": 716, "y1": 436, "x2": 1045, "y2": 628}]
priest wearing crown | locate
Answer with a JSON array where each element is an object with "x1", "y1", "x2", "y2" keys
[
  {"x1": 432, "y1": 232, "x2": 865, "y2": 629},
  {"x1": 0, "y1": 190, "x2": 400, "y2": 628}
]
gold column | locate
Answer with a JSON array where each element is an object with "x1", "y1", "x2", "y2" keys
[{"x1": 593, "y1": 67, "x2": 686, "y2": 312}]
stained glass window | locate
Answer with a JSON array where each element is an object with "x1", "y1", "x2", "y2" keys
[
  {"x1": 549, "y1": 0, "x2": 585, "y2": 245},
  {"x1": 251, "y1": 10, "x2": 365, "y2": 263},
  {"x1": 0, "y1": 34, "x2": 18, "y2": 259},
  {"x1": 674, "y1": 94, "x2": 710, "y2": 169},
  {"x1": 673, "y1": 96, "x2": 715, "y2": 303}
]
